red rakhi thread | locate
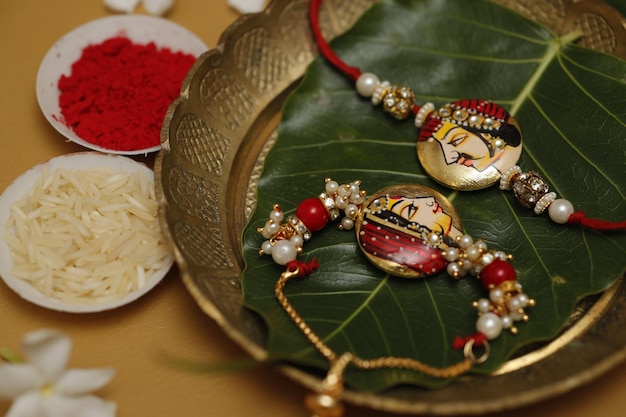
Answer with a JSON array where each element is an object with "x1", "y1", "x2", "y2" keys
[
  {"x1": 310, "y1": 0, "x2": 625, "y2": 233},
  {"x1": 568, "y1": 212, "x2": 626, "y2": 231},
  {"x1": 309, "y1": 0, "x2": 361, "y2": 81},
  {"x1": 287, "y1": 258, "x2": 320, "y2": 277},
  {"x1": 453, "y1": 332, "x2": 487, "y2": 350}
]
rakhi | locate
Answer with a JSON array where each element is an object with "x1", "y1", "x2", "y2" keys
[
  {"x1": 253, "y1": 1, "x2": 625, "y2": 415},
  {"x1": 258, "y1": 179, "x2": 534, "y2": 416},
  {"x1": 308, "y1": 0, "x2": 626, "y2": 232}
]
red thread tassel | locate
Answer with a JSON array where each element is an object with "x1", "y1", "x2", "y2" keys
[
  {"x1": 453, "y1": 332, "x2": 487, "y2": 350},
  {"x1": 287, "y1": 258, "x2": 320, "y2": 277},
  {"x1": 309, "y1": 0, "x2": 362, "y2": 81},
  {"x1": 568, "y1": 211, "x2": 626, "y2": 232}
]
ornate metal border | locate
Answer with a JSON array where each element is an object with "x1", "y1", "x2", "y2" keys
[{"x1": 155, "y1": 0, "x2": 626, "y2": 413}]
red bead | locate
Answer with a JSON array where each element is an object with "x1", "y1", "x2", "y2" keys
[
  {"x1": 296, "y1": 197, "x2": 329, "y2": 232},
  {"x1": 481, "y1": 259, "x2": 517, "y2": 289}
]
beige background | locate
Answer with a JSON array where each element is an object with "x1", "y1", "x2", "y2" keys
[{"x1": 1, "y1": 1, "x2": 626, "y2": 416}]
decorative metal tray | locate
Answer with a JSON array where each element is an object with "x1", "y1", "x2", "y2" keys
[{"x1": 155, "y1": 0, "x2": 626, "y2": 413}]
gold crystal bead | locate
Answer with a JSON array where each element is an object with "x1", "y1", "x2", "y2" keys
[
  {"x1": 511, "y1": 171, "x2": 550, "y2": 209},
  {"x1": 381, "y1": 85, "x2": 415, "y2": 120}
]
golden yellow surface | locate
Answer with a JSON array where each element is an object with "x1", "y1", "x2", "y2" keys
[{"x1": 1, "y1": 1, "x2": 626, "y2": 416}]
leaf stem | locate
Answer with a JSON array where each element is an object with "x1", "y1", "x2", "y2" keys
[
  {"x1": 560, "y1": 30, "x2": 584, "y2": 45},
  {"x1": 0, "y1": 348, "x2": 24, "y2": 363},
  {"x1": 509, "y1": 30, "x2": 581, "y2": 115}
]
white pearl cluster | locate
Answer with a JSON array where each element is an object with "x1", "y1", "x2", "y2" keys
[
  {"x1": 319, "y1": 178, "x2": 366, "y2": 231},
  {"x1": 474, "y1": 283, "x2": 534, "y2": 340},
  {"x1": 258, "y1": 179, "x2": 366, "y2": 266},
  {"x1": 258, "y1": 205, "x2": 306, "y2": 265},
  {"x1": 442, "y1": 234, "x2": 534, "y2": 340},
  {"x1": 500, "y1": 165, "x2": 575, "y2": 224},
  {"x1": 441, "y1": 234, "x2": 508, "y2": 279}
]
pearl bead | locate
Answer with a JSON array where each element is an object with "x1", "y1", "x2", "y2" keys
[
  {"x1": 335, "y1": 196, "x2": 349, "y2": 210},
  {"x1": 325, "y1": 180, "x2": 339, "y2": 195},
  {"x1": 507, "y1": 296, "x2": 522, "y2": 311},
  {"x1": 501, "y1": 315, "x2": 513, "y2": 329},
  {"x1": 480, "y1": 252, "x2": 495, "y2": 266},
  {"x1": 476, "y1": 298, "x2": 491, "y2": 313},
  {"x1": 271, "y1": 240, "x2": 298, "y2": 265},
  {"x1": 350, "y1": 192, "x2": 365, "y2": 205},
  {"x1": 341, "y1": 217, "x2": 354, "y2": 230},
  {"x1": 262, "y1": 220, "x2": 280, "y2": 238},
  {"x1": 269, "y1": 209, "x2": 284, "y2": 222},
  {"x1": 465, "y1": 245, "x2": 482, "y2": 262},
  {"x1": 356, "y1": 72, "x2": 380, "y2": 97},
  {"x1": 548, "y1": 198, "x2": 574, "y2": 224},
  {"x1": 494, "y1": 251, "x2": 507, "y2": 261},
  {"x1": 344, "y1": 204, "x2": 359, "y2": 219},
  {"x1": 446, "y1": 261, "x2": 461, "y2": 277},
  {"x1": 443, "y1": 247, "x2": 459, "y2": 262},
  {"x1": 489, "y1": 287, "x2": 504, "y2": 303},
  {"x1": 476, "y1": 312, "x2": 503, "y2": 340},
  {"x1": 458, "y1": 234, "x2": 473, "y2": 249},
  {"x1": 475, "y1": 240, "x2": 488, "y2": 251},
  {"x1": 290, "y1": 235, "x2": 304, "y2": 247},
  {"x1": 517, "y1": 293, "x2": 529, "y2": 308},
  {"x1": 337, "y1": 184, "x2": 351, "y2": 197},
  {"x1": 261, "y1": 240, "x2": 273, "y2": 254},
  {"x1": 462, "y1": 260, "x2": 473, "y2": 272}
]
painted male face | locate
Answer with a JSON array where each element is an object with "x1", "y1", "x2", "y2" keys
[{"x1": 434, "y1": 123, "x2": 500, "y2": 171}]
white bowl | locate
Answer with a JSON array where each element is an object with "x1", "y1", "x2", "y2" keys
[
  {"x1": 0, "y1": 152, "x2": 175, "y2": 313},
  {"x1": 36, "y1": 15, "x2": 208, "y2": 155}
]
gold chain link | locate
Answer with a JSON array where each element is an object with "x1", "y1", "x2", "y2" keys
[{"x1": 275, "y1": 267, "x2": 486, "y2": 380}]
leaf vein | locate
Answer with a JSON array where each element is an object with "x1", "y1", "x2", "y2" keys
[{"x1": 527, "y1": 96, "x2": 626, "y2": 200}]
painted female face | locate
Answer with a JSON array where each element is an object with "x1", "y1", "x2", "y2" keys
[
  {"x1": 386, "y1": 195, "x2": 453, "y2": 235},
  {"x1": 355, "y1": 184, "x2": 464, "y2": 278},
  {"x1": 434, "y1": 123, "x2": 501, "y2": 172}
]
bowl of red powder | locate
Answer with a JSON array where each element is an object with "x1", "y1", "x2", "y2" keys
[{"x1": 36, "y1": 15, "x2": 208, "y2": 155}]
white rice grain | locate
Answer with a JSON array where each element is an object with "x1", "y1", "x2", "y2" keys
[{"x1": 4, "y1": 166, "x2": 172, "y2": 305}]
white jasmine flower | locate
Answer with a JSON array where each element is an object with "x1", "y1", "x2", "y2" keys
[
  {"x1": 103, "y1": 0, "x2": 174, "y2": 16},
  {"x1": 227, "y1": 0, "x2": 268, "y2": 14},
  {"x1": 0, "y1": 329, "x2": 116, "y2": 417},
  {"x1": 142, "y1": 0, "x2": 174, "y2": 16},
  {"x1": 103, "y1": 0, "x2": 140, "y2": 13}
]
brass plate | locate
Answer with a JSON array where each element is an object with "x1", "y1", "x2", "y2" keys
[{"x1": 155, "y1": 0, "x2": 626, "y2": 414}]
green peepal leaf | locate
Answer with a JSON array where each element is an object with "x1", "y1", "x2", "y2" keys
[{"x1": 241, "y1": 0, "x2": 626, "y2": 391}]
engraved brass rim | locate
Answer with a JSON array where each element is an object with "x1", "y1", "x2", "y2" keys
[{"x1": 155, "y1": 0, "x2": 626, "y2": 414}]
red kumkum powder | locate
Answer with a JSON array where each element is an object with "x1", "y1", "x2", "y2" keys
[{"x1": 58, "y1": 36, "x2": 197, "y2": 151}]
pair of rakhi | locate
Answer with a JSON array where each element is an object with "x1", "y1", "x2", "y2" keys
[{"x1": 254, "y1": 0, "x2": 625, "y2": 415}]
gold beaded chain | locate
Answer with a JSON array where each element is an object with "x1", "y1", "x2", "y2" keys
[{"x1": 276, "y1": 267, "x2": 489, "y2": 417}]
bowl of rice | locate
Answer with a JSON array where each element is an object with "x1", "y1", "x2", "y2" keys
[{"x1": 0, "y1": 152, "x2": 174, "y2": 313}]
